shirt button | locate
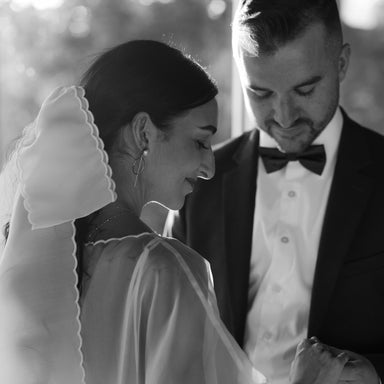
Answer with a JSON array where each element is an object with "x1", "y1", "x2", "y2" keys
[
  {"x1": 281, "y1": 236, "x2": 289, "y2": 244},
  {"x1": 263, "y1": 332, "x2": 272, "y2": 342},
  {"x1": 288, "y1": 190, "x2": 296, "y2": 198}
]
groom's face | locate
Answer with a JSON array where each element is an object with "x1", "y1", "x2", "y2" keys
[{"x1": 235, "y1": 22, "x2": 350, "y2": 154}]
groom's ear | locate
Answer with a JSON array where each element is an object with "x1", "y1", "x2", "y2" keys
[{"x1": 338, "y1": 42, "x2": 351, "y2": 83}]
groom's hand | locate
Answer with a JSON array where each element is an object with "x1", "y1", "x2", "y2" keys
[
  {"x1": 289, "y1": 338, "x2": 348, "y2": 384},
  {"x1": 337, "y1": 350, "x2": 379, "y2": 384},
  {"x1": 312, "y1": 339, "x2": 379, "y2": 384}
]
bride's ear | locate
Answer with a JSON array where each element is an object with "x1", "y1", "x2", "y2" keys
[{"x1": 130, "y1": 112, "x2": 156, "y2": 152}]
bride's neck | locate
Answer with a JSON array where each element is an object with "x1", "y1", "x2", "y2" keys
[
  {"x1": 87, "y1": 201, "x2": 153, "y2": 242},
  {"x1": 108, "y1": 153, "x2": 148, "y2": 217}
]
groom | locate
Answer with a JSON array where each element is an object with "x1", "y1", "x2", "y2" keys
[{"x1": 168, "y1": 0, "x2": 384, "y2": 382}]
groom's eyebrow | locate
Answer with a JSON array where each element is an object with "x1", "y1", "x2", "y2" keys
[
  {"x1": 295, "y1": 75, "x2": 322, "y2": 88},
  {"x1": 247, "y1": 75, "x2": 323, "y2": 92},
  {"x1": 198, "y1": 125, "x2": 217, "y2": 135}
]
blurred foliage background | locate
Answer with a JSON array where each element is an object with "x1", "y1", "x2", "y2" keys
[
  {"x1": 0, "y1": 0, "x2": 233, "y2": 165},
  {"x1": 0, "y1": 0, "x2": 383, "y2": 231},
  {"x1": 1, "y1": 0, "x2": 384, "y2": 165}
]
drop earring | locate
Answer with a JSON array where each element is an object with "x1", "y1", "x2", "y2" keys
[{"x1": 132, "y1": 148, "x2": 148, "y2": 188}]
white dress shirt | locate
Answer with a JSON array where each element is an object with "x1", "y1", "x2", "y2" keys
[{"x1": 244, "y1": 109, "x2": 343, "y2": 383}]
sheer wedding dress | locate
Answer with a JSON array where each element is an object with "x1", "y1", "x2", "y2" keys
[{"x1": 81, "y1": 233, "x2": 266, "y2": 384}]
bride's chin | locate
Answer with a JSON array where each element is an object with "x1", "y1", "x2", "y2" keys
[
  {"x1": 149, "y1": 195, "x2": 185, "y2": 212},
  {"x1": 166, "y1": 196, "x2": 187, "y2": 212},
  {"x1": 166, "y1": 200, "x2": 184, "y2": 212}
]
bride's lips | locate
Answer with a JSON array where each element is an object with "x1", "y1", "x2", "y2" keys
[{"x1": 185, "y1": 178, "x2": 197, "y2": 189}]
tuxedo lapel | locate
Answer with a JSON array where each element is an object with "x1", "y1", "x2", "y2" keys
[
  {"x1": 222, "y1": 130, "x2": 259, "y2": 344},
  {"x1": 308, "y1": 114, "x2": 375, "y2": 336}
]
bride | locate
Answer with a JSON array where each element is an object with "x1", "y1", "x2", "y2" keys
[{"x1": 0, "y1": 40, "x2": 348, "y2": 384}]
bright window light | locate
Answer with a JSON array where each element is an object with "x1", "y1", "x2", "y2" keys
[
  {"x1": 207, "y1": 0, "x2": 227, "y2": 20},
  {"x1": 340, "y1": 0, "x2": 383, "y2": 30},
  {"x1": 138, "y1": 0, "x2": 174, "y2": 6},
  {"x1": 9, "y1": 0, "x2": 63, "y2": 10}
]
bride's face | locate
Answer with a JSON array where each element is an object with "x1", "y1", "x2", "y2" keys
[{"x1": 144, "y1": 98, "x2": 218, "y2": 210}]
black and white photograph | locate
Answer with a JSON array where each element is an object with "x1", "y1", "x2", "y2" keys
[{"x1": 1, "y1": 0, "x2": 384, "y2": 383}]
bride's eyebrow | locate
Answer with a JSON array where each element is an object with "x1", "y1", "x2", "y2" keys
[{"x1": 197, "y1": 125, "x2": 217, "y2": 135}]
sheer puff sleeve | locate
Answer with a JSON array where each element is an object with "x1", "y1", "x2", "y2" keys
[{"x1": 121, "y1": 236, "x2": 267, "y2": 384}]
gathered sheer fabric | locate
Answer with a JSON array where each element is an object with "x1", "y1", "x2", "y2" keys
[
  {"x1": 81, "y1": 234, "x2": 267, "y2": 384},
  {"x1": 0, "y1": 86, "x2": 267, "y2": 384}
]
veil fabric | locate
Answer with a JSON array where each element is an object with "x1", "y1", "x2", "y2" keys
[
  {"x1": 0, "y1": 86, "x2": 116, "y2": 384},
  {"x1": 0, "y1": 86, "x2": 267, "y2": 384}
]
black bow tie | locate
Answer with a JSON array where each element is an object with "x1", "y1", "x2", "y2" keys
[{"x1": 259, "y1": 145, "x2": 326, "y2": 175}]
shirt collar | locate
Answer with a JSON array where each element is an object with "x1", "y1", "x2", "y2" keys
[{"x1": 313, "y1": 107, "x2": 343, "y2": 171}]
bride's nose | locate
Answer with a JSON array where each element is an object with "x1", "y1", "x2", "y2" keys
[{"x1": 198, "y1": 149, "x2": 215, "y2": 180}]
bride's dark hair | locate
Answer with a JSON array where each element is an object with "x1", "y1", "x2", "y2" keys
[
  {"x1": 75, "y1": 40, "x2": 218, "y2": 288},
  {"x1": 80, "y1": 40, "x2": 218, "y2": 151},
  {"x1": 1, "y1": 40, "x2": 218, "y2": 289}
]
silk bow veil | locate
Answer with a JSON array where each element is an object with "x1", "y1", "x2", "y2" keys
[{"x1": 0, "y1": 86, "x2": 267, "y2": 384}]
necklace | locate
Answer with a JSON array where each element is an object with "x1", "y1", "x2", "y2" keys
[{"x1": 86, "y1": 206, "x2": 135, "y2": 242}]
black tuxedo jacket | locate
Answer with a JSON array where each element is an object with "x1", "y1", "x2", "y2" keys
[{"x1": 171, "y1": 111, "x2": 384, "y2": 377}]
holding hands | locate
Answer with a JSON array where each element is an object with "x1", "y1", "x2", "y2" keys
[
  {"x1": 290, "y1": 337, "x2": 380, "y2": 384},
  {"x1": 290, "y1": 337, "x2": 348, "y2": 384}
]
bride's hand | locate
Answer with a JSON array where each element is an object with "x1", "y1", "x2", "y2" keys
[{"x1": 289, "y1": 337, "x2": 349, "y2": 384}]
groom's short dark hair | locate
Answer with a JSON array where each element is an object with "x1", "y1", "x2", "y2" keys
[{"x1": 232, "y1": 0, "x2": 343, "y2": 56}]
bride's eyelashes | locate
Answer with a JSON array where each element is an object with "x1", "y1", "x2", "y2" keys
[{"x1": 196, "y1": 140, "x2": 211, "y2": 150}]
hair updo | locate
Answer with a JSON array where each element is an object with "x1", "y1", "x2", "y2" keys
[{"x1": 81, "y1": 39, "x2": 218, "y2": 151}]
